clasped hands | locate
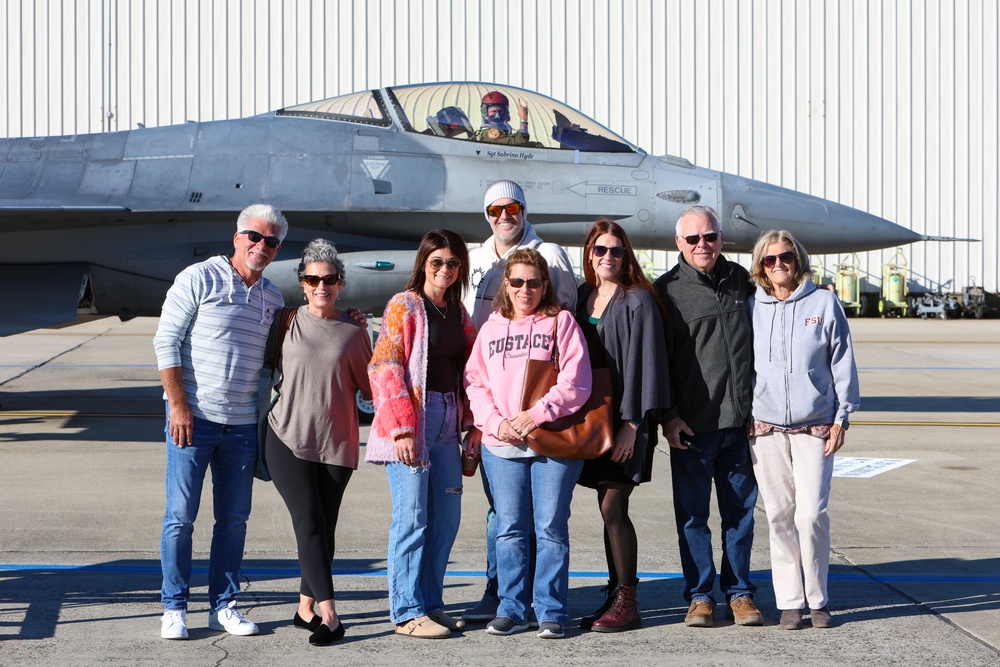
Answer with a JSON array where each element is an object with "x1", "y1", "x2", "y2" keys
[{"x1": 498, "y1": 411, "x2": 537, "y2": 443}]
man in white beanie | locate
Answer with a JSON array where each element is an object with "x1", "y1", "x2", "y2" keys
[{"x1": 461, "y1": 179, "x2": 577, "y2": 624}]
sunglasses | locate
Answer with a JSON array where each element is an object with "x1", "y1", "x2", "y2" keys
[
  {"x1": 593, "y1": 245, "x2": 626, "y2": 259},
  {"x1": 301, "y1": 274, "x2": 341, "y2": 286},
  {"x1": 681, "y1": 232, "x2": 720, "y2": 245},
  {"x1": 239, "y1": 230, "x2": 281, "y2": 249},
  {"x1": 508, "y1": 277, "x2": 544, "y2": 289},
  {"x1": 427, "y1": 258, "x2": 462, "y2": 270},
  {"x1": 486, "y1": 202, "x2": 522, "y2": 218},
  {"x1": 761, "y1": 251, "x2": 797, "y2": 268}
]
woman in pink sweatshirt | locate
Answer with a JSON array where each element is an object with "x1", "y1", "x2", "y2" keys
[{"x1": 464, "y1": 248, "x2": 593, "y2": 639}]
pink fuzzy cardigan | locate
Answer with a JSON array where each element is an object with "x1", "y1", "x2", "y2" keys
[{"x1": 365, "y1": 289, "x2": 477, "y2": 464}]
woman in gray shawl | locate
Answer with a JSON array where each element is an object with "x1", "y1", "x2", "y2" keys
[{"x1": 575, "y1": 218, "x2": 671, "y2": 632}]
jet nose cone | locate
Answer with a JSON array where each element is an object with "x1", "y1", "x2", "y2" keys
[{"x1": 720, "y1": 175, "x2": 922, "y2": 253}]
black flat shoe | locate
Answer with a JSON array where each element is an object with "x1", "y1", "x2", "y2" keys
[
  {"x1": 294, "y1": 612, "x2": 322, "y2": 631},
  {"x1": 309, "y1": 621, "x2": 345, "y2": 646}
]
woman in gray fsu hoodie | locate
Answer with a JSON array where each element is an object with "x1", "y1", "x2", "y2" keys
[{"x1": 747, "y1": 230, "x2": 860, "y2": 632}]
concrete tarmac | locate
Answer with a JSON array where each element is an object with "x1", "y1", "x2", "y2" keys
[{"x1": 0, "y1": 316, "x2": 997, "y2": 666}]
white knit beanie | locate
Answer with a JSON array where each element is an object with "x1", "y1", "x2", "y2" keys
[{"x1": 483, "y1": 179, "x2": 526, "y2": 220}]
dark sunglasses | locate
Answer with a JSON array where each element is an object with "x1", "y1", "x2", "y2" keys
[
  {"x1": 593, "y1": 244, "x2": 626, "y2": 259},
  {"x1": 427, "y1": 258, "x2": 462, "y2": 270},
  {"x1": 761, "y1": 251, "x2": 797, "y2": 268},
  {"x1": 486, "y1": 202, "x2": 522, "y2": 218},
  {"x1": 239, "y1": 230, "x2": 281, "y2": 249},
  {"x1": 681, "y1": 232, "x2": 720, "y2": 245},
  {"x1": 301, "y1": 274, "x2": 341, "y2": 286},
  {"x1": 508, "y1": 277, "x2": 544, "y2": 289}
]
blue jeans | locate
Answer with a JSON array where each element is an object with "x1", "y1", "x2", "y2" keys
[
  {"x1": 160, "y1": 410, "x2": 257, "y2": 612},
  {"x1": 670, "y1": 426, "x2": 758, "y2": 605},
  {"x1": 480, "y1": 464, "x2": 499, "y2": 597},
  {"x1": 482, "y1": 448, "x2": 583, "y2": 626},
  {"x1": 385, "y1": 391, "x2": 463, "y2": 624}
]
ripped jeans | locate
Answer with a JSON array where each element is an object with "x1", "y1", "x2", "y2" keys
[{"x1": 384, "y1": 391, "x2": 463, "y2": 624}]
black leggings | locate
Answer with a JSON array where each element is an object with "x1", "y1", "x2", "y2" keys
[{"x1": 265, "y1": 425, "x2": 353, "y2": 603}]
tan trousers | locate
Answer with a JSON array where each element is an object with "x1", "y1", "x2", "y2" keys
[{"x1": 749, "y1": 431, "x2": 834, "y2": 610}]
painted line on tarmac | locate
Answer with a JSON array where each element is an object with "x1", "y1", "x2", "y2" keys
[
  {"x1": 859, "y1": 366, "x2": 1000, "y2": 371},
  {"x1": 852, "y1": 420, "x2": 1000, "y2": 427},
  {"x1": 0, "y1": 412, "x2": 163, "y2": 418},
  {"x1": 0, "y1": 563, "x2": 996, "y2": 584}
]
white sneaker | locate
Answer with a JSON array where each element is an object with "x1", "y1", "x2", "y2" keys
[
  {"x1": 160, "y1": 609, "x2": 188, "y2": 639},
  {"x1": 208, "y1": 602, "x2": 259, "y2": 636}
]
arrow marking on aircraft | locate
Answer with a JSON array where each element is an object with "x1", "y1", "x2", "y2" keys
[{"x1": 567, "y1": 182, "x2": 638, "y2": 197}]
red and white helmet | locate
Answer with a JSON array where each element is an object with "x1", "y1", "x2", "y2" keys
[{"x1": 481, "y1": 91, "x2": 511, "y2": 127}]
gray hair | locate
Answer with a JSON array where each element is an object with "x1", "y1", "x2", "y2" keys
[
  {"x1": 236, "y1": 203, "x2": 289, "y2": 241},
  {"x1": 675, "y1": 205, "x2": 722, "y2": 236},
  {"x1": 297, "y1": 238, "x2": 346, "y2": 279}
]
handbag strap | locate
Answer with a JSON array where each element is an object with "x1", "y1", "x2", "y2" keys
[
  {"x1": 270, "y1": 307, "x2": 297, "y2": 376},
  {"x1": 548, "y1": 313, "x2": 561, "y2": 370}
]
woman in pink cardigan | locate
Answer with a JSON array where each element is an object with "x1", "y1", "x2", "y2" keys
[
  {"x1": 366, "y1": 229, "x2": 480, "y2": 639},
  {"x1": 464, "y1": 248, "x2": 593, "y2": 640}
]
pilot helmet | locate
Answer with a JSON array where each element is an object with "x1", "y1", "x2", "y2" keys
[
  {"x1": 481, "y1": 91, "x2": 511, "y2": 129},
  {"x1": 429, "y1": 106, "x2": 474, "y2": 138}
]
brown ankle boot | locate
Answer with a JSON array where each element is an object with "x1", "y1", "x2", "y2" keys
[{"x1": 591, "y1": 582, "x2": 641, "y2": 632}]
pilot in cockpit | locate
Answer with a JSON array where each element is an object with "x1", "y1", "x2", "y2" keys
[
  {"x1": 423, "y1": 106, "x2": 475, "y2": 139},
  {"x1": 472, "y1": 91, "x2": 536, "y2": 146}
]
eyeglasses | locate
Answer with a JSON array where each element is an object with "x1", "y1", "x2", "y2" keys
[
  {"x1": 681, "y1": 232, "x2": 720, "y2": 246},
  {"x1": 427, "y1": 258, "x2": 462, "y2": 270},
  {"x1": 486, "y1": 202, "x2": 522, "y2": 218},
  {"x1": 508, "y1": 277, "x2": 544, "y2": 289},
  {"x1": 301, "y1": 274, "x2": 341, "y2": 286},
  {"x1": 761, "y1": 251, "x2": 797, "y2": 268},
  {"x1": 593, "y1": 245, "x2": 627, "y2": 259},
  {"x1": 239, "y1": 230, "x2": 281, "y2": 249}
]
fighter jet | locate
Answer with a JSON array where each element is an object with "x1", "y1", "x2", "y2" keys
[{"x1": 0, "y1": 81, "x2": 933, "y2": 336}]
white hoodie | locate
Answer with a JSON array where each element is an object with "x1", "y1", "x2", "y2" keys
[{"x1": 463, "y1": 220, "x2": 578, "y2": 328}]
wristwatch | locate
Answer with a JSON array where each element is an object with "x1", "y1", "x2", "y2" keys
[{"x1": 836, "y1": 420, "x2": 850, "y2": 431}]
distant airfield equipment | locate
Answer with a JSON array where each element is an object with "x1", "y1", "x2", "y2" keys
[
  {"x1": 912, "y1": 292, "x2": 961, "y2": 319},
  {"x1": 879, "y1": 248, "x2": 909, "y2": 318},
  {"x1": 962, "y1": 278, "x2": 988, "y2": 319},
  {"x1": 836, "y1": 254, "x2": 862, "y2": 317}
]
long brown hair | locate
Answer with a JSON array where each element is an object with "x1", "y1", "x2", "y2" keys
[
  {"x1": 582, "y1": 217, "x2": 665, "y2": 318},
  {"x1": 404, "y1": 228, "x2": 470, "y2": 306},
  {"x1": 494, "y1": 248, "x2": 561, "y2": 320}
]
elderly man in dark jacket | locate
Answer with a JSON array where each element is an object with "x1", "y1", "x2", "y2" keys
[{"x1": 652, "y1": 205, "x2": 763, "y2": 629}]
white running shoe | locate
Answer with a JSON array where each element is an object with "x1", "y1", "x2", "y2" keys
[
  {"x1": 208, "y1": 602, "x2": 259, "y2": 636},
  {"x1": 160, "y1": 609, "x2": 188, "y2": 640}
]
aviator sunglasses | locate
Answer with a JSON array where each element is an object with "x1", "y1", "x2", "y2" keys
[
  {"x1": 593, "y1": 244, "x2": 627, "y2": 259},
  {"x1": 681, "y1": 232, "x2": 720, "y2": 246},
  {"x1": 239, "y1": 230, "x2": 281, "y2": 249},
  {"x1": 508, "y1": 277, "x2": 544, "y2": 289},
  {"x1": 301, "y1": 274, "x2": 341, "y2": 286},
  {"x1": 486, "y1": 202, "x2": 523, "y2": 218},
  {"x1": 427, "y1": 258, "x2": 462, "y2": 270},
  {"x1": 761, "y1": 251, "x2": 797, "y2": 268}
]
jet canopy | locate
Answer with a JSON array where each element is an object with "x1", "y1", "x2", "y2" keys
[{"x1": 279, "y1": 82, "x2": 639, "y2": 153}]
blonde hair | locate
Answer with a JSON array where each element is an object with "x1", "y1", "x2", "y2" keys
[{"x1": 750, "y1": 230, "x2": 812, "y2": 294}]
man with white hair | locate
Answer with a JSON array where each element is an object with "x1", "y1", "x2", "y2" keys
[
  {"x1": 153, "y1": 203, "x2": 287, "y2": 640},
  {"x1": 462, "y1": 180, "x2": 577, "y2": 623},
  {"x1": 652, "y1": 205, "x2": 762, "y2": 628}
]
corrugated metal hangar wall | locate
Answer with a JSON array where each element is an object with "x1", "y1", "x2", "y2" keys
[{"x1": 2, "y1": 0, "x2": 997, "y2": 295}]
